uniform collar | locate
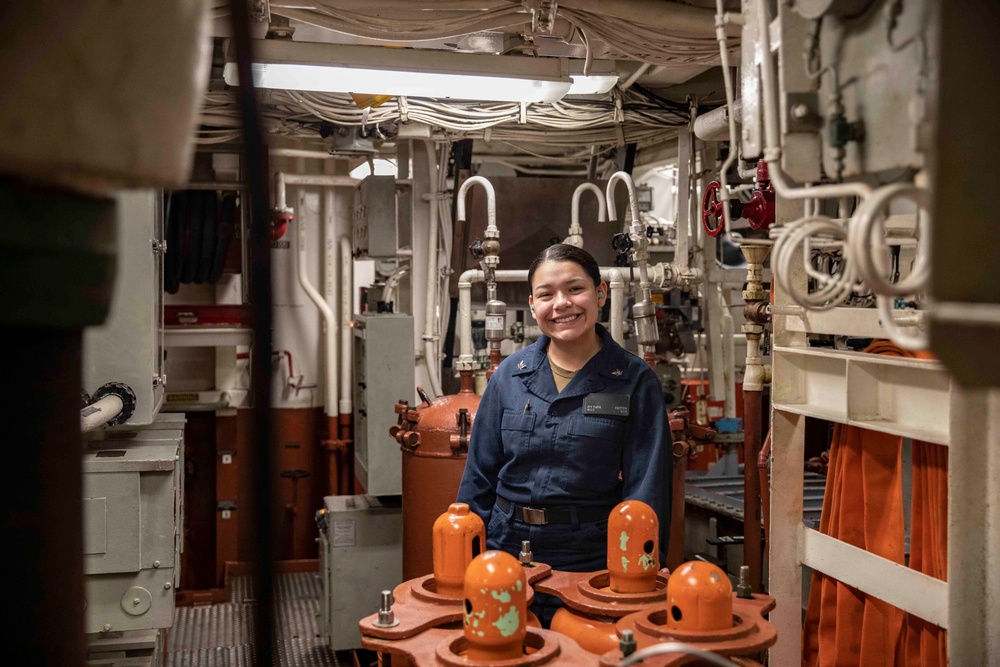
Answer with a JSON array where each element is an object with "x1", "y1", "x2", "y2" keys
[{"x1": 514, "y1": 325, "x2": 631, "y2": 401}]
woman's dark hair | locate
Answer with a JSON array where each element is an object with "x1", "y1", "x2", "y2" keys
[{"x1": 527, "y1": 244, "x2": 602, "y2": 289}]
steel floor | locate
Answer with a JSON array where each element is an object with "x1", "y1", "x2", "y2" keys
[{"x1": 166, "y1": 572, "x2": 344, "y2": 667}]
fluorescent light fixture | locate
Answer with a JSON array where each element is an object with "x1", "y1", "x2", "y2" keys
[
  {"x1": 567, "y1": 61, "x2": 620, "y2": 96},
  {"x1": 224, "y1": 40, "x2": 573, "y2": 103},
  {"x1": 349, "y1": 159, "x2": 398, "y2": 180}
]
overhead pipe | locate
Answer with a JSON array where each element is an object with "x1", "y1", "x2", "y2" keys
[
  {"x1": 607, "y1": 171, "x2": 659, "y2": 367},
  {"x1": 565, "y1": 182, "x2": 607, "y2": 248},
  {"x1": 456, "y1": 176, "x2": 505, "y2": 378}
]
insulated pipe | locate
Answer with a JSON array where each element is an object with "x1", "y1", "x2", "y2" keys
[
  {"x1": 296, "y1": 218, "x2": 337, "y2": 418},
  {"x1": 80, "y1": 394, "x2": 124, "y2": 433},
  {"x1": 566, "y1": 182, "x2": 607, "y2": 248},
  {"x1": 457, "y1": 268, "x2": 627, "y2": 370},
  {"x1": 422, "y1": 140, "x2": 444, "y2": 398},
  {"x1": 693, "y1": 97, "x2": 743, "y2": 142}
]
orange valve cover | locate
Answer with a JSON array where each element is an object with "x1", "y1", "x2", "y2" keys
[
  {"x1": 463, "y1": 550, "x2": 527, "y2": 662},
  {"x1": 666, "y1": 561, "x2": 732, "y2": 632},
  {"x1": 608, "y1": 499, "x2": 659, "y2": 593},
  {"x1": 433, "y1": 503, "x2": 485, "y2": 598}
]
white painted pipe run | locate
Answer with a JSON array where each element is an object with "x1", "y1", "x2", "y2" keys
[
  {"x1": 566, "y1": 183, "x2": 607, "y2": 248},
  {"x1": 339, "y1": 237, "x2": 353, "y2": 416},
  {"x1": 422, "y1": 140, "x2": 443, "y2": 398},
  {"x1": 274, "y1": 172, "x2": 357, "y2": 215},
  {"x1": 456, "y1": 176, "x2": 498, "y2": 238},
  {"x1": 297, "y1": 218, "x2": 337, "y2": 417},
  {"x1": 81, "y1": 394, "x2": 124, "y2": 433},
  {"x1": 457, "y1": 268, "x2": 627, "y2": 370}
]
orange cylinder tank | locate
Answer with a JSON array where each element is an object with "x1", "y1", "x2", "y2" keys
[
  {"x1": 463, "y1": 550, "x2": 527, "y2": 662},
  {"x1": 607, "y1": 499, "x2": 659, "y2": 593},
  {"x1": 433, "y1": 502, "x2": 485, "y2": 598},
  {"x1": 392, "y1": 376, "x2": 481, "y2": 581},
  {"x1": 666, "y1": 560, "x2": 733, "y2": 632}
]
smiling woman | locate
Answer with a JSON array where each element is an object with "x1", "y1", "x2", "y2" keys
[{"x1": 457, "y1": 244, "x2": 671, "y2": 628}]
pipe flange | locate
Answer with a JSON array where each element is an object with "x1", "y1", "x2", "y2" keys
[{"x1": 91, "y1": 382, "x2": 137, "y2": 426}]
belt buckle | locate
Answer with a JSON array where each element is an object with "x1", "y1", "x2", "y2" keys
[{"x1": 521, "y1": 506, "x2": 548, "y2": 525}]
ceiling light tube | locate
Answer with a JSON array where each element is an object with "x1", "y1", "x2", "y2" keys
[{"x1": 224, "y1": 40, "x2": 573, "y2": 103}]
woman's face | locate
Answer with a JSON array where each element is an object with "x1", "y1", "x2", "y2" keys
[{"x1": 528, "y1": 260, "x2": 607, "y2": 346}]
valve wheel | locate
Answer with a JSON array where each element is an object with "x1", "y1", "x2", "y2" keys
[{"x1": 702, "y1": 181, "x2": 725, "y2": 238}]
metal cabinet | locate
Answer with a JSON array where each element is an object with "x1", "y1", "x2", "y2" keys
[{"x1": 83, "y1": 413, "x2": 184, "y2": 635}]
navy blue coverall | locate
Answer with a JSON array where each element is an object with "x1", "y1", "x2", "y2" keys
[{"x1": 456, "y1": 324, "x2": 671, "y2": 625}]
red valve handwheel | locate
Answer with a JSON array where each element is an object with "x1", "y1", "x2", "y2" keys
[{"x1": 702, "y1": 181, "x2": 725, "y2": 238}]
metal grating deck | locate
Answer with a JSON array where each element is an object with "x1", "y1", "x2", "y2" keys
[{"x1": 166, "y1": 572, "x2": 343, "y2": 667}]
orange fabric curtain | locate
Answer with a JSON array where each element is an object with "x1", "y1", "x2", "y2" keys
[
  {"x1": 801, "y1": 341, "x2": 948, "y2": 666},
  {"x1": 899, "y1": 440, "x2": 948, "y2": 665}
]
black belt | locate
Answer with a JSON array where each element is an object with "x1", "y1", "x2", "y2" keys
[{"x1": 496, "y1": 496, "x2": 612, "y2": 526}]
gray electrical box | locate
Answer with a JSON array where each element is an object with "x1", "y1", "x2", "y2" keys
[
  {"x1": 82, "y1": 413, "x2": 184, "y2": 635},
  {"x1": 318, "y1": 495, "x2": 402, "y2": 651},
  {"x1": 353, "y1": 175, "x2": 407, "y2": 258},
  {"x1": 353, "y1": 313, "x2": 414, "y2": 496},
  {"x1": 84, "y1": 189, "x2": 165, "y2": 426}
]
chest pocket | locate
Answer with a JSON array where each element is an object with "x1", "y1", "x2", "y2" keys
[
  {"x1": 564, "y1": 416, "x2": 627, "y2": 494},
  {"x1": 499, "y1": 410, "x2": 536, "y2": 483}
]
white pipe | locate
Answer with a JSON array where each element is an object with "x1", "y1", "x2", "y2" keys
[
  {"x1": 275, "y1": 171, "x2": 289, "y2": 212},
  {"x1": 297, "y1": 218, "x2": 337, "y2": 418},
  {"x1": 719, "y1": 286, "x2": 736, "y2": 419},
  {"x1": 675, "y1": 129, "x2": 692, "y2": 271},
  {"x1": 604, "y1": 268, "x2": 625, "y2": 344},
  {"x1": 607, "y1": 171, "x2": 658, "y2": 354},
  {"x1": 81, "y1": 394, "x2": 124, "y2": 433},
  {"x1": 422, "y1": 140, "x2": 444, "y2": 398},
  {"x1": 269, "y1": 148, "x2": 343, "y2": 160},
  {"x1": 322, "y1": 168, "x2": 339, "y2": 421},
  {"x1": 566, "y1": 183, "x2": 607, "y2": 248},
  {"x1": 620, "y1": 63, "x2": 651, "y2": 91},
  {"x1": 339, "y1": 236, "x2": 353, "y2": 416},
  {"x1": 274, "y1": 172, "x2": 358, "y2": 217},
  {"x1": 456, "y1": 176, "x2": 497, "y2": 238},
  {"x1": 458, "y1": 268, "x2": 627, "y2": 370}
]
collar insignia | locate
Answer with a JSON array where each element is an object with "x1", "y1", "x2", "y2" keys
[
  {"x1": 518, "y1": 360, "x2": 527, "y2": 370},
  {"x1": 611, "y1": 369, "x2": 623, "y2": 376}
]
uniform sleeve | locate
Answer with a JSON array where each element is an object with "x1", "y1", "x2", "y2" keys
[
  {"x1": 621, "y1": 372, "x2": 672, "y2": 562},
  {"x1": 456, "y1": 375, "x2": 504, "y2": 528}
]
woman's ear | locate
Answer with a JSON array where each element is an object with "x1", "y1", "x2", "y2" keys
[{"x1": 597, "y1": 281, "x2": 609, "y2": 306}]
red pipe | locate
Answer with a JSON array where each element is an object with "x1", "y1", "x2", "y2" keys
[{"x1": 743, "y1": 390, "x2": 763, "y2": 593}]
